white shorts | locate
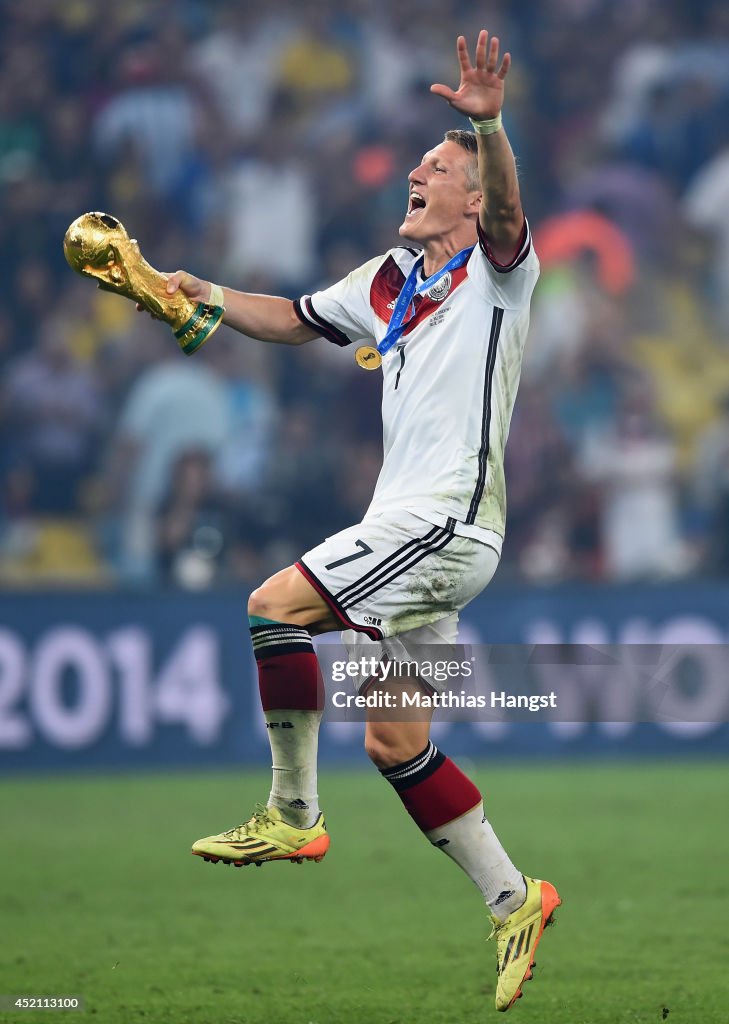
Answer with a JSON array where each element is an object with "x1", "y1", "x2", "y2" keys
[{"x1": 297, "y1": 510, "x2": 499, "y2": 642}]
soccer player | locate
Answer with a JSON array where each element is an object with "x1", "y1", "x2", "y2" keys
[{"x1": 172, "y1": 32, "x2": 560, "y2": 1012}]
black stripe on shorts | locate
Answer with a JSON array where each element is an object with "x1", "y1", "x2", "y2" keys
[
  {"x1": 336, "y1": 524, "x2": 443, "y2": 606},
  {"x1": 340, "y1": 524, "x2": 455, "y2": 611}
]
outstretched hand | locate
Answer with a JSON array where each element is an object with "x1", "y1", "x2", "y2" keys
[
  {"x1": 164, "y1": 270, "x2": 210, "y2": 302},
  {"x1": 431, "y1": 31, "x2": 510, "y2": 120},
  {"x1": 135, "y1": 270, "x2": 211, "y2": 316}
]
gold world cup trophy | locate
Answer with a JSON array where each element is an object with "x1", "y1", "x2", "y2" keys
[{"x1": 63, "y1": 212, "x2": 224, "y2": 356}]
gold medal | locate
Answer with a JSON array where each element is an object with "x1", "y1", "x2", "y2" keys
[{"x1": 355, "y1": 345, "x2": 382, "y2": 370}]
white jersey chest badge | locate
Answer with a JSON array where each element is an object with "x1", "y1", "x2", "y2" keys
[{"x1": 425, "y1": 271, "x2": 451, "y2": 302}]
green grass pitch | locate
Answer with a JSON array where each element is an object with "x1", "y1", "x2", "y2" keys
[{"x1": 1, "y1": 761, "x2": 726, "y2": 1023}]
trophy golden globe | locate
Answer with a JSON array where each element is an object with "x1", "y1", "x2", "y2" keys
[{"x1": 63, "y1": 212, "x2": 224, "y2": 356}]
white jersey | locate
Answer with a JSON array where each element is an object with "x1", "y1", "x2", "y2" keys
[{"x1": 295, "y1": 222, "x2": 539, "y2": 554}]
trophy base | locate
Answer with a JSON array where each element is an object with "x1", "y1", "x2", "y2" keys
[{"x1": 174, "y1": 303, "x2": 225, "y2": 356}]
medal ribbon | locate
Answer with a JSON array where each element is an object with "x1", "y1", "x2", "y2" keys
[{"x1": 377, "y1": 245, "x2": 474, "y2": 357}]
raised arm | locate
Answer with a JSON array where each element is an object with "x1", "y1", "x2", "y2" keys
[
  {"x1": 431, "y1": 31, "x2": 525, "y2": 264},
  {"x1": 164, "y1": 271, "x2": 318, "y2": 346}
]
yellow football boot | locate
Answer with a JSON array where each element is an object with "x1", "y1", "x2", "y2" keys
[
  {"x1": 192, "y1": 804, "x2": 330, "y2": 867},
  {"x1": 491, "y1": 876, "x2": 561, "y2": 1011}
]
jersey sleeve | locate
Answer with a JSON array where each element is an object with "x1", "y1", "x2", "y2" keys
[
  {"x1": 467, "y1": 217, "x2": 540, "y2": 309},
  {"x1": 294, "y1": 255, "x2": 384, "y2": 346}
]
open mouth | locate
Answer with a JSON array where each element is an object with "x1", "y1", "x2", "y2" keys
[{"x1": 406, "y1": 191, "x2": 426, "y2": 217}]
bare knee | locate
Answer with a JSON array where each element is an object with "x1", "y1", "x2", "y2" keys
[
  {"x1": 247, "y1": 566, "x2": 333, "y2": 631},
  {"x1": 247, "y1": 567, "x2": 303, "y2": 622},
  {"x1": 365, "y1": 730, "x2": 427, "y2": 770},
  {"x1": 247, "y1": 583, "x2": 276, "y2": 620}
]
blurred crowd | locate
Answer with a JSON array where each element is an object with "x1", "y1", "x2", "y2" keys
[{"x1": 1, "y1": 0, "x2": 729, "y2": 589}]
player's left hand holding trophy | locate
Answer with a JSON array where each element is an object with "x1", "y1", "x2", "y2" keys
[{"x1": 63, "y1": 212, "x2": 224, "y2": 355}]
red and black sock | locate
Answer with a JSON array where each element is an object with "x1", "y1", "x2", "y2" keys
[
  {"x1": 381, "y1": 742, "x2": 526, "y2": 918},
  {"x1": 250, "y1": 617, "x2": 324, "y2": 827}
]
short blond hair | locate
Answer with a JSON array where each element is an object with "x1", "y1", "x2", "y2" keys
[{"x1": 444, "y1": 129, "x2": 479, "y2": 190}]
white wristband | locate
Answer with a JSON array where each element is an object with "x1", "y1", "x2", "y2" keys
[
  {"x1": 208, "y1": 283, "x2": 225, "y2": 308},
  {"x1": 469, "y1": 112, "x2": 503, "y2": 135}
]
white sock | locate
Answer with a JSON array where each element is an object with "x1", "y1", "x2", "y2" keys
[
  {"x1": 264, "y1": 709, "x2": 322, "y2": 828},
  {"x1": 426, "y1": 802, "x2": 527, "y2": 920}
]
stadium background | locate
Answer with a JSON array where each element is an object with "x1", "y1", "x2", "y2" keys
[{"x1": 1, "y1": 2, "x2": 727, "y2": 1022}]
